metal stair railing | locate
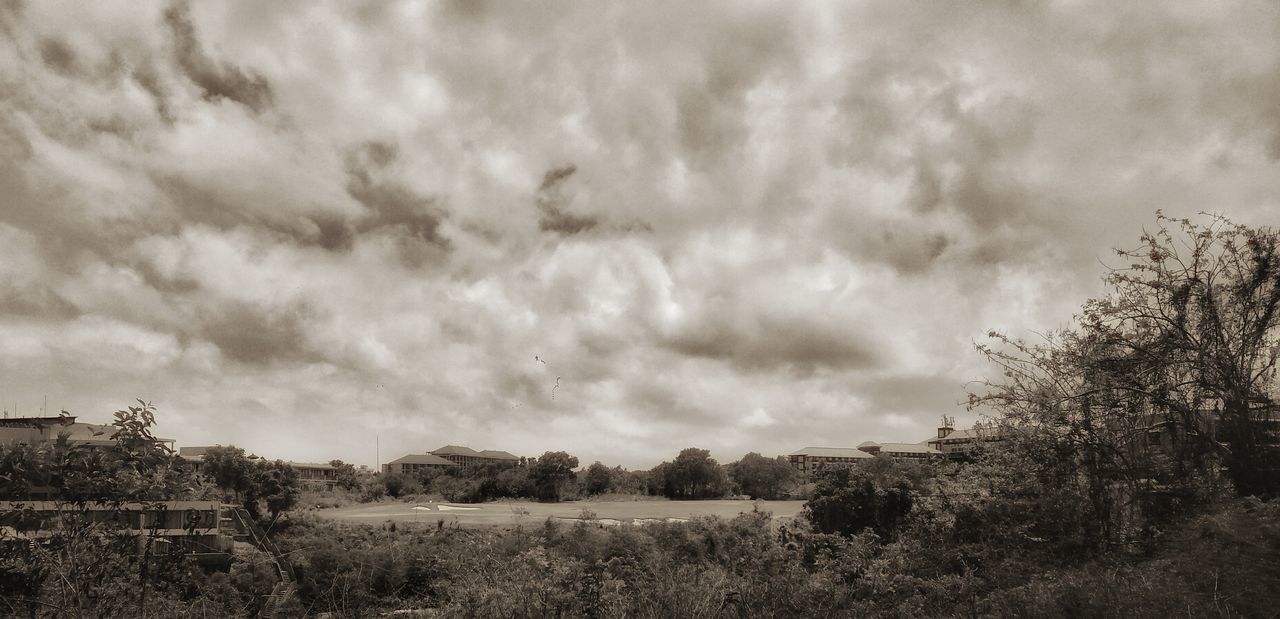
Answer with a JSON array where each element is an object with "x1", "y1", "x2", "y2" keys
[{"x1": 226, "y1": 506, "x2": 296, "y2": 617}]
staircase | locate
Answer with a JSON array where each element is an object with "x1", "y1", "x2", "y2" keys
[{"x1": 226, "y1": 506, "x2": 297, "y2": 618}]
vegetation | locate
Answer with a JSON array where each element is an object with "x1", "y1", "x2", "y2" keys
[
  {"x1": 650, "y1": 448, "x2": 731, "y2": 499},
  {"x1": 727, "y1": 452, "x2": 800, "y2": 500},
  {"x1": 199, "y1": 444, "x2": 300, "y2": 522},
  {"x1": 264, "y1": 453, "x2": 1279, "y2": 617}
]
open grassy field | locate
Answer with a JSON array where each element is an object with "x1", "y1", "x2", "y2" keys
[{"x1": 316, "y1": 498, "x2": 806, "y2": 527}]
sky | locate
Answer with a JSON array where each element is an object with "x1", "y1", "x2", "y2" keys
[{"x1": 1, "y1": 1, "x2": 1279, "y2": 469}]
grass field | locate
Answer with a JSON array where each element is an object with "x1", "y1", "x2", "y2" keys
[{"x1": 316, "y1": 499, "x2": 807, "y2": 527}]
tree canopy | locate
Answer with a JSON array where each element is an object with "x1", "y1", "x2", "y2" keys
[
  {"x1": 728, "y1": 452, "x2": 798, "y2": 500},
  {"x1": 973, "y1": 212, "x2": 1280, "y2": 508}
]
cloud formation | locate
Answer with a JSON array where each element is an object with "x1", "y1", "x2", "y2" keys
[{"x1": 1, "y1": 1, "x2": 1278, "y2": 467}]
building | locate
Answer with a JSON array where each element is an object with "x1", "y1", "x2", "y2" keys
[
  {"x1": 0, "y1": 500, "x2": 234, "y2": 567},
  {"x1": 180, "y1": 447, "x2": 342, "y2": 488},
  {"x1": 383, "y1": 453, "x2": 459, "y2": 475},
  {"x1": 478, "y1": 449, "x2": 521, "y2": 464},
  {"x1": 787, "y1": 447, "x2": 873, "y2": 482},
  {"x1": 0, "y1": 415, "x2": 175, "y2": 450},
  {"x1": 857, "y1": 441, "x2": 942, "y2": 460},
  {"x1": 177, "y1": 445, "x2": 214, "y2": 462},
  {"x1": 287, "y1": 462, "x2": 339, "y2": 488},
  {"x1": 431, "y1": 445, "x2": 521, "y2": 467},
  {"x1": 927, "y1": 423, "x2": 1006, "y2": 461}
]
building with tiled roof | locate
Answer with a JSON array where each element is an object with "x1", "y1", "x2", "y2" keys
[
  {"x1": 383, "y1": 453, "x2": 459, "y2": 475},
  {"x1": 430, "y1": 445, "x2": 521, "y2": 467},
  {"x1": 287, "y1": 461, "x2": 339, "y2": 488},
  {"x1": 857, "y1": 441, "x2": 941, "y2": 460},
  {"x1": 787, "y1": 447, "x2": 873, "y2": 482},
  {"x1": 0, "y1": 415, "x2": 174, "y2": 450},
  {"x1": 926, "y1": 422, "x2": 1007, "y2": 461}
]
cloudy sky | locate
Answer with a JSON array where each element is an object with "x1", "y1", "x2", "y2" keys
[{"x1": 2, "y1": 1, "x2": 1279, "y2": 468}]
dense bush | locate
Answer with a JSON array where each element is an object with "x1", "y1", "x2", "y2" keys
[{"x1": 264, "y1": 493, "x2": 1280, "y2": 618}]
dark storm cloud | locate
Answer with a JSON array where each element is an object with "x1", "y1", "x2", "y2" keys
[
  {"x1": 194, "y1": 301, "x2": 313, "y2": 365},
  {"x1": 663, "y1": 306, "x2": 881, "y2": 375},
  {"x1": 163, "y1": 2, "x2": 273, "y2": 113},
  {"x1": 342, "y1": 141, "x2": 452, "y2": 262},
  {"x1": 536, "y1": 165, "x2": 598, "y2": 235},
  {"x1": 38, "y1": 37, "x2": 78, "y2": 75}
]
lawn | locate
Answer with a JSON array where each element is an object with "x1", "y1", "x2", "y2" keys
[{"x1": 316, "y1": 498, "x2": 806, "y2": 527}]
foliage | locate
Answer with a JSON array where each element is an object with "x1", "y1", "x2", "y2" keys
[
  {"x1": 200, "y1": 445, "x2": 256, "y2": 500},
  {"x1": 199, "y1": 445, "x2": 301, "y2": 523},
  {"x1": 327, "y1": 459, "x2": 362, "y2": 491},
  {"x1": 263, "y1": 494, "x2": 1280, "y2": 618},
  {"x1": 728, "y1": 452, "x2": 800, "y2": 500},
  {"x1": 973, "y1": 212, "x2": 1280, "y2": 503},
  {"x1": 246, "y1": 459, "x2": 300, "y2": 522},
  {"x1": 0, "y1": 401, "x2": 262, "y2": 616},
  {"x1": 581, "y1": 462, "x2": 649, "y2": 496},
  {"x1": 652, "y1": 448, "x2": 730, "y2": 499},
  {"x1": 583, "y1": 461, "x2": 613, "y2": 495},
  {"x1": 803, "y1": 460, "x2": 917, "y2": 539},
  {"x1": 0, "y1": 401, "x2": 195, "y2": 503},
  {"x1": 529, "y1": 451, "x2": 580, "y2": 502}
]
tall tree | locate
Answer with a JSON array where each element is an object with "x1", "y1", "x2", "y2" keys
[
  {"x1": 248, "y1": 460, "x2": 300, "y2": 523},
  {"x1": 328, "y1": 459, "x2": 361, "y2": 491},
  {"x1": 583, "y1": 461, "x2": 612, "y2": 495},
  {"x1": 659, "y1": 448, "x2": 729, "y2": 499},
  {"x1": 974, "y1": 213, "x2": 1280, "y2": 502},
  {"x1": 529, "y1": 451, "x2": 579, "y2": 502},
  {"x1": 200, "y1": 446, "x2": 255, "y2": 501},
  {"x1": 728, "y1": 452, "x2": 798, "y2": 500}
]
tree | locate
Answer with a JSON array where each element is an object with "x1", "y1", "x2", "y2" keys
[
  {"x1": 328, "y1": 459, "x2": 361, "y2": 491},
  {"x1": 974, "y1": 213, "x2": 1280, "y2": 500},
  {"x1": 657, "y1": 448, "x2": 729, "y2": 499},
  {"x1": 0, "y1": 401, "x2": 195, "y2": 503},
  {"x1": 200, "y1": 446, "x2": 255, "y2": 501},
  {"x1": 0, "y1": 401, "x2": 205, "y2": 613},
  {"x1": 803, "y1": 464, "x2": 915, "y2": 538},
  {"x1": 728, "y1": 452, "x2": 799, "y2": 500},
  {"x1": 529, "y1": 451, "x2": 579, "y2": 502},
  {"x1": 381, "y1": 473, "x2": 408, "y2": 498},
  {"x1": 583, "y1": 462, "x2": 613, "y2": 495},
  {"x1": 246, "y1": 460, "x2": 300, "y2": 522}
]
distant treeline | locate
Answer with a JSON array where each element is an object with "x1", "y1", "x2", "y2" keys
[{"x1": 370, "y1": 447, "x2": 800, "y2": 503}]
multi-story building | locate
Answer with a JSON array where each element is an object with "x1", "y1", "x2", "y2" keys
[
  {"x1": 0, "y1": 415, "x2": 175, "y2": 450},
  {"x1": 287, "y1": 462, "x2": 339, "y2": 488},
  {"x1": 1, "y1": 500, "x2": 235, "y2": 567},
  {"x1": 787, "y1": 447, "x2": 873, "y2": 482},
  {"x1": 431, "y1": 445, "x2": 520, "y2": 467},
  {"x1": 857, "y1": 441, "x2": 942, "y2": 460},
  {"x1": 478, "y1": 449, "x2": 521, "y2": 464},
  {"x1": 927, "y1": 423, "x2": 1006, "y2": 460},
  {"x1": 180, "y1": 446, "x2": 343, "y2": 488},
  {"x1": 383, "y1": 453, "x2": 459, "y2": 475}
]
